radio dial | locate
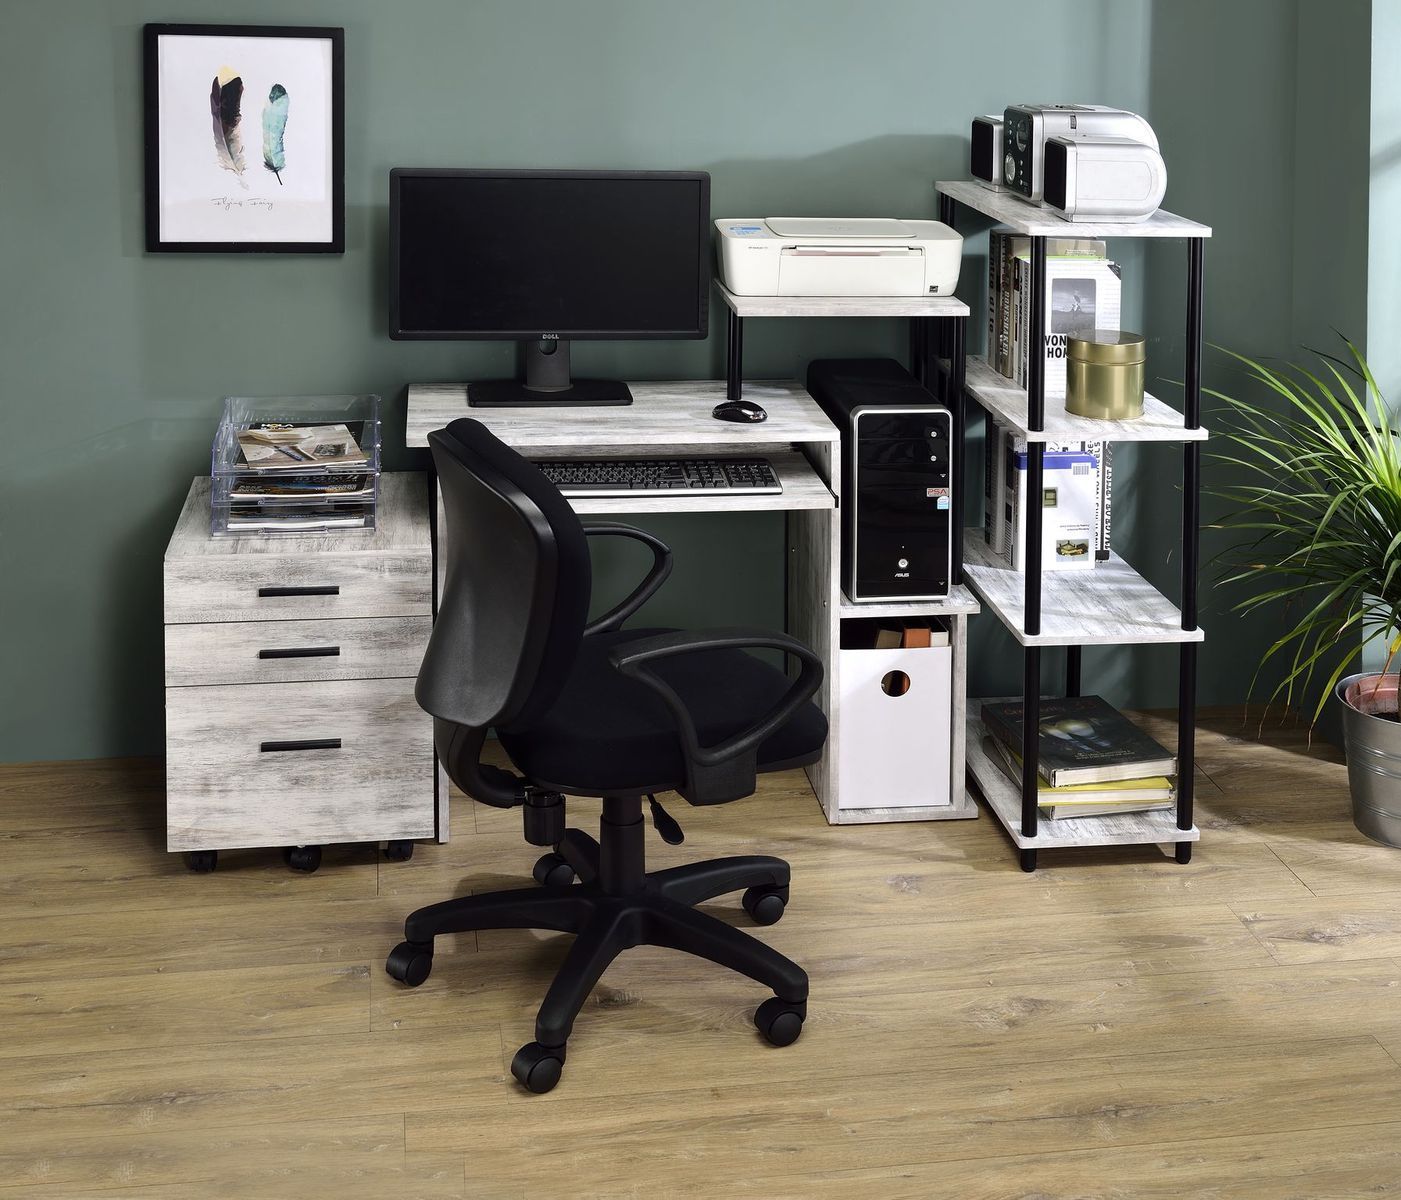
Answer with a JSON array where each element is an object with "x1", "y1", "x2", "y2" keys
[{"x1": 1004, "y1": 153, "x2": 1016, "y2": 183}]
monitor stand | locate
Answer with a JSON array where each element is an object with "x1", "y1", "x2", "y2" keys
[{"x1": 468, "y1": 339, "x2": 633, "y2": 408}]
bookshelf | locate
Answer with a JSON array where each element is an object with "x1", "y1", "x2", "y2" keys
[{"x1": 936, "y1": 181, "x2": 1211, "y2": 870}]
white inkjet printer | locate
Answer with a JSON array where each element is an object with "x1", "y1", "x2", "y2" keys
[{"x1": 715, "y1": 217, "x2": 962, "y2": 298}]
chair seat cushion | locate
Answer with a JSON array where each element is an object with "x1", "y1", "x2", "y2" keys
[{"x1": 497, "y1": 628, "x2": 827, "y2": 799}]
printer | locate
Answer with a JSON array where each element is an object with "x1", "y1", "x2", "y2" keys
[{"x1": 715, "y1": 217, "x2": 962, "y2": 298}]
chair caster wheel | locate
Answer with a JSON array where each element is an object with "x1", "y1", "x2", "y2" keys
[
  {"x1": 741, "y1": 885, "x2": 788, "y2": 926},
  {"x1": 284, "y1": 845, "x2": 322, "y2": 873},
  {"x1": 1176, "y1": 842, "x2": 1192, "y2": 864},
  {"x1": 185, "y1": 850, "x2": 217, "y2": 873},
  {"x1": 511, "y1": 1041, "x2": 566, "y2": 1093},
  {"x1": 384, "y1": 840, "x2": 414, "y2": 862},
  {"x1": 532, "y1": 852, "x2": 575, "y2": 888},
  {"x1": 1019, "y1": 849, "x2": 1037, "y2": 873},
  {"x1": 385, "y1": 941, "x2": 433, "y2": 987},
  {"x1": 754, "y1": 997, "x2": 806, "y2": 1047}
]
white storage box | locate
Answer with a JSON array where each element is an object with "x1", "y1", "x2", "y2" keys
[{"x1": 837, "y1": 642, "x2": 953, "y2": 810}]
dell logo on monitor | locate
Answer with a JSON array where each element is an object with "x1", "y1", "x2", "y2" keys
[{"x1": 540, "y1": 332, "x2": 560, "y2": 340}]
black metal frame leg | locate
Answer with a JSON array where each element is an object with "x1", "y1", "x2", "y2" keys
[
  {"x1": 726, "y1": 308, "x2": 744, "y2": 401},
  {"x1": 647, "y1": 855, "x2": 790, "y2": 906}
]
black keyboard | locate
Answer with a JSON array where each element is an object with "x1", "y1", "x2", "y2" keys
[{"x1": 536, "y1": 458, "x2": 782, "y2": 498}]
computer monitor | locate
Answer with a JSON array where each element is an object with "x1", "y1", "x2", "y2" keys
[{"x1": 389, "y1": 168, "x2": 711, "y2": 407}]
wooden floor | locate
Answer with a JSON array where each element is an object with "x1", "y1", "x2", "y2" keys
[{"x1": 5, "y1": 709, "x2": 1401, "y2": 1198}]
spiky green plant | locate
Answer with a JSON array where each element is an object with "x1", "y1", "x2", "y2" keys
[{"x1": 1209, "y1": 340, "x2": 1401, "y2": 723}]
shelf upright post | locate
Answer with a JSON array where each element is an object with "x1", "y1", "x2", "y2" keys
[
  {"x1": 936, "y1": 193, "x2": 957, "y2": 373},
  {"x1": 726, "y1": 306, "x2": 744, "y2": 402},
  {"x1": 1021, "y1": 235, "x2": 1048, "y2": 854},
  {"x1": 1066, "y1": 646, "x2": 1082, "y2": 697},
  {"x1": 1177, "y1": 237, "x2": 1204, "y2": 864},
  {"x1": 949, "y1": 313, "x2": 966, "y2": 586}
]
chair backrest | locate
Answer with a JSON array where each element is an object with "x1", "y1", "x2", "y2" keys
[{"x1": 416, "y1": 418, "x2": 591, "y2": 733}]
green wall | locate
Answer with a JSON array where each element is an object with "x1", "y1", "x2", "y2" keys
[{"x1": 0, "y1": 0, "x2": 1357, "y2": 762}]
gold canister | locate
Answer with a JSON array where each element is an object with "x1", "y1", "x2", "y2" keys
[{"x1": 1066, "y1": 330, "x2": 1146, "y2": 420}]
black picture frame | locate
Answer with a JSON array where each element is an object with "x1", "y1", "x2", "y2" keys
[{"x1": 143, "y1": 23, "x2": 345, "y2": 253}]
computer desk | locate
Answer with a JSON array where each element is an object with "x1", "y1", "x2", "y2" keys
[{"x1": 406, "y1": 379, "x2": 980, "y2": 823}]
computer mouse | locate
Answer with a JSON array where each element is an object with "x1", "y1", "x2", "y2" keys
[{"x1": 712, "y1": 399, "x2": 768, "y2": 423}]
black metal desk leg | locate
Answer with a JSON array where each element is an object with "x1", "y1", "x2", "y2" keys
[
  {"x1": 726, "y1": 309, "x2": 743, "y2": 402},
  {"x1": 1066, "y1": 646, "x2": 1082, "y2": 697},
  {"x1": 1177, "y1": 236, "x2": 1204, "y2": 865}
]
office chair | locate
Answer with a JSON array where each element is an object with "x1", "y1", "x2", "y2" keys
[{"x1": 385, "y1": 418, "x2": 828, "y2": 1093}]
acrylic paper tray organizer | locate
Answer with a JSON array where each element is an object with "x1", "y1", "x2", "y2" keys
[{"x1": 210, "y1": 394, "x2": 381, "y2": 536}]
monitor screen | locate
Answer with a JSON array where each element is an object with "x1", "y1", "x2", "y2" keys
[{"x1": 390, "y1": 170, "x2": 710, "y2": 340}]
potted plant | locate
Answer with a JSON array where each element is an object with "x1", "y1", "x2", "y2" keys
[{"x1": 1211, "y1": 340, "x2": 1401, "y2": 845}]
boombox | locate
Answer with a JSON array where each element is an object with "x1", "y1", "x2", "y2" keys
[
  {"x1": 1044, "y1": 134, "x2": 1167, "y2": 222},
  {"x1": 806, "y1": 358, "x2": 953, "y2": 602},
  {"x1": 970, "y1": 115, "x2": 1005, "y2": 191},
  {"x1": 1002, "y1": 104, "x2": 1158, "y2": 203}
]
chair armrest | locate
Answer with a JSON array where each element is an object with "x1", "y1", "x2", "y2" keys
[
  {"x1": 608, "y1": 628, "x2": 824, "y2": 805},
  {"x1": 583, "y1": 524, "x2": 674, "y2": 636}
]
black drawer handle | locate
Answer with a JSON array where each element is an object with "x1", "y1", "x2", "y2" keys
[
  {"x1": 260, "y1": 738, "x2": 342, "y2": 753},
  {"x1": 257, "y1": 585, "x2": 340, "y2": 598},
  {"x1": 258, "y1": 646, "x2": 342, "y2": 659}
]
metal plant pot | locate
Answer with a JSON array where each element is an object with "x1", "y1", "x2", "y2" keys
[{"x1": 1337, "y1": 672, "x2": 1401, "y2": 846}]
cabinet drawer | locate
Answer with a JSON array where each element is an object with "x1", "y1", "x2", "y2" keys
[
  {"x1": 166, "y1": 678, "x2": 434, "y2": 851},
  {"x1": 165, "y1": 616, "x2": 431, "y2": 687},
  {"x1": 163, "y1": 553, "x2": 431, "y2": 624}
]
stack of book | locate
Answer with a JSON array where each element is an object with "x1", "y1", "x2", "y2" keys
[
  {"x1": 981, "y1": 234, "x2": 1120, "y2": 571},
  {"x1": 980, "y1": 695, "x2": 1176, "y2": 820},
  {"x1": 209, "y1": 396, "x2": 382, "y2": 537}
]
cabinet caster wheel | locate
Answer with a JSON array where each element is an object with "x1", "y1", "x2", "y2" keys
[
  {"x1": 284, "y1": 845, "x2": 322, "y2": 873},
  {"x1": 741, "y1": 885, "x2": 788, "y2": 926},
  {"x1": 511, "y1": 1041, "x2": 566, "y2": 1093},
  {"x1": 185, "y1": 850, "x2": 217, "y2": 873},
  {"x1": 532, "y1": 852, "x2": 575, "y2": 888},
  {"x1": 754, "y1": 997, "x2": 806, "y2": 1047},
  {"x1": 385, "y1": 941, "x2": 433, "y2": 987},
  {"x1": 384, "y1": 840, "x2": 414, "y2": 862},
  {"x1": 1176, "y1": 842, "x2": 1192, "y2": 864},
  {"x1": 1019, "y1": 849, "x2": 1037, "y2": 873}
]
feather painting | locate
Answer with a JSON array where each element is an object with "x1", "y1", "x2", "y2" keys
[
  {"x1": 262, "y1": 84, "x2": 289, "y2": 184},
  {"x1": 210, "y1": 66, "x2": 245, "y2": 180}
]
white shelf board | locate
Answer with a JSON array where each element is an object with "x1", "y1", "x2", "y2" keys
[
  {"x1": 936, "y1": 180, "x2": 1212, "y2": 239},
  {"x1": 716, "y1": 283, "x2": 969, "y2": 319},
  {"x1": 966, "y1": 711, "x2": 1198, "y2": 850},
  {"x1": 405, "y1": 379, "x2": 838, "y2": 450},
  {"x1": 963, "y1": 535, "x2": 1204, "y2": 647},
  {"x1": 562, "y1": 451, "x2": 834, "y2": 516},
  {"x1": 965, "y1": 355, "x2": 1207, "y2": 443},
  {"x1": 829, "y1": 796, "x2": 980, "y2": 824},
  {"x1": 838, "y1": 585, "x2": 980, "y2": 619}
]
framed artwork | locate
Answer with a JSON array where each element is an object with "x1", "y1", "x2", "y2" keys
[{"x1": 144, "y1": 24, "x2": 344, "y2": 253}]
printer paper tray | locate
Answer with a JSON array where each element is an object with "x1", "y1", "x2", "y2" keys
[{"x1": 777, "y1": 247, "x2": 926, "y2": 297}]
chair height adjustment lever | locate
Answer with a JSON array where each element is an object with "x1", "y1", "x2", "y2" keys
[{"x1": 647, "y1": 795, "x2": 685, "y2": 845}]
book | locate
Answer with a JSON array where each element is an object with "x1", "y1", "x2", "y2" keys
[
  {"x1": 225, "y1": 509, "x2": 370, "y2": 532},
  {"x1": 989, "y1": 237, "x2": 1105, "y2": 379},
  {"x1": 999, "y1": 428, "x2": 1112, "y2": 564},
  {"x1": 981, "y1": 695, "x2": 1177, "y2": 787},
  {"x1": 1001, "y1": 435, "x2": 1098, "y2": 572},
  {"x1": 1042, "y1": 798, "x2": 1175, "y2": 821},
  {"x1": 230, "y1": 472, "x2": 375, "y2": 500},
  {"x1": 237, "y1": 423, "x2": 368, "y2": 471},
  {"x1": 984, "y1": 737, "x2": 1174, "y2": 806},
  {"x1": 1012, "y1": 254, "x2": 1121, "y2": 399}
]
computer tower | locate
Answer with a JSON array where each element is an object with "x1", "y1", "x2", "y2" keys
[{"x1": 806, "y1": 358, "x2": 953, "y2": 601}]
